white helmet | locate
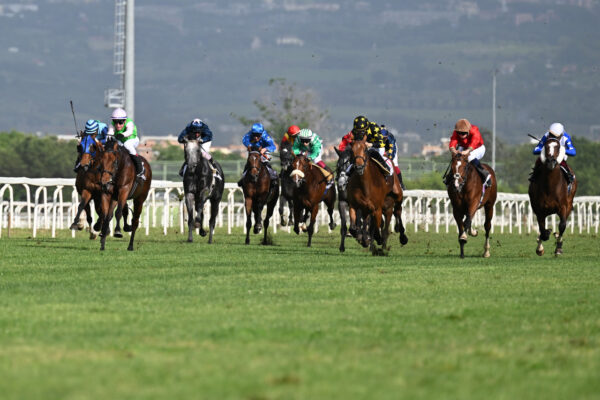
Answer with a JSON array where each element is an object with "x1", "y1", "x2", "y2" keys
[
  {"x1": 548, "y1": 122, "x2": 564, "y2": 137},
  {"x1": 298, "y1": 128, "x2": 314, "y2": 141},
  {"x1": 111, "y1": 108, "x2": 127, "y2": 120}
]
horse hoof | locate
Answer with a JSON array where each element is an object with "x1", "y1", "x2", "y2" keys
[
  {"x1": 483, "y1": 251, "x2": 491, "y2": 258},
  {"x1": 113, "y1": 230, "x2": 123, "y2": 239},
  {"x1": 536, "y1": 248, "x2": 544, "y2": 256},
  {"x1": 253, "y1": 226, "x2": 262, "y2": 234},
  {"x1": 199, "y1": 229, "x2": 207, "y2": 237},
  {"x1": 280, "y1": 220, "x2": 287, "y2": 227},
  {"x1": 555, "y1": 249, "x2": 563, "y2": 256},
  {"x1": 469, "y1": 228, "x2": 478, "y2": 237},
  {"x1": 194, "y1": 221, "x2": 202, "y2": 229},
  {"x1": 400, "y1": 234, "x2": 408, "y2": 245},
  {"x1": 127, "y1": 246, "x2": 134, "y2": 251},
  {"x1": 187, "y1": 238, "x2": 193, "y2": 243},
  {"x1": 339, "y1": 246, "x2": 345, "y2": 253},
  {"x1": 123, "y1": 225, "x2": 132, "y2": 233},
  {"x1": 89, "y1": 232, "x2": 97, "y2": 240}
]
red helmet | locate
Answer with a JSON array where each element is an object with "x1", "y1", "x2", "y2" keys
[{"x1": 287, "y1": 125, "x2": 300, "y2": 136}]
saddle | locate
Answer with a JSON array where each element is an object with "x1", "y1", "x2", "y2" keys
[
  {"x1": 367, "y1": 149, "x2": 391, "y2": 176},
  {"x1": 313, "y1": 163, "x2": 334, "y2": 183}
]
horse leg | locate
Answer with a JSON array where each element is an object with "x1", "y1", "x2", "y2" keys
[
  {"x1": 92, "y1": 198, "x2": 103, "y2": 234},
  {"x1": 293, "y1": 200, "x2": 303, "y2": 235},
  {"x1": 208, "y1": 198, "x2": 219, "y2": 244},
  {"x1": 287, "y1": 199, "x2": 294, "y2": 226},
  {"x1": 127, "y1": 198, "x2": 144, "y2": 251},
  {"x1": 483, "y1": 203, "x2": 494, "y2": 258},
  {"x1": 185, "y1": 192, "x2": 195, "y2": 243},
  {"x1": 395, "y1": 203, "x2": 408, "y2": 245},
  {"x1": 453, "y1": 209, "x2": 467, "y2": 258},
  {"x1": 122, "y1": 203, "x2": 131, "y2": 232},
  {"x1": 555, "y1": 211, "x2": 568, "y2": 256},
  {"x1": 536, "y1": 213, "x2": 550, "y2": 256},
  {"x1": 339, "y1": 200, "x2": 348, "y2": 252},
  {"x1": 327, "y1": 194, "x2": 337, "y2": 231},
  {"x1": 245, "y1": 197, "x2": 252, "y2": 245},
  {"x1": 381, "y1": 206, "x2": 393, "y2": 253},
  {"x1": 306, "y1": 204, "x2": 319, "y2": 247},
  {"x1": 253, "y1": 201, "x2": 263, "y2": 234},
  {"x1": 262, "y1": 192, "x2": 278, "y2": 245},
  {"x1": 71, "y1": 191, "x2": 92, "y2": 230},
  {"x1": 113, "y1": 204, "x2": 123, "y2": 238},
  {"x1": 99, "y1": 197, "x2": 117, "y2": 251},
  {"x1": 278, "y1": 194, "x2": 286, "y2": 226},
  {"x1": 349, "y1": 207, "x2": 358, "y2": 238}
]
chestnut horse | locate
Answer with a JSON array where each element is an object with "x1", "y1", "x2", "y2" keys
[
  {"x1": 70, "y1": 132, "x2": 105, "y2": 238},
  {"x1": 290, "y1": 153, "x2": 337, "y2": 247},
  {"x1": 97, "y1": 138, "x2": 152, "y2": 251},
  {"x1": 347, "y1": 137, "x2": 407, "y2": 255},
  {"x1": 446, "y1": 153, "x2": 497, "y2": 258},
  {"x1": 182, "y1": 137, "x2": 225, "y2": 244},
  {"x1": 528, "y1": 137, "x2": 577, "y2": 256},
  {"x1": 240, "y1": 151, "x2": 279, "y2": 245}
]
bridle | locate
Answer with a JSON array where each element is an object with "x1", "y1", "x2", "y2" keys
[
  {"x1": 100, "y1": 142, "x2": 120, "y2": 192},
  {"x1": 247, "y1": 151, "x2": 262, "y2": 182},
  {"x1": 452, "y1": 154, "x2": 470, "y2": 193}
]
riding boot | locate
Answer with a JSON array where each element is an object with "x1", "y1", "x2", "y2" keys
[
  {"x1": 397, "y1": 171, "x2": 406, "y2": 191},
  {"x1": 132, "y1": 155, "x2": 146, "y2": 181},
  {"x1": 178, "y1": 162, "x2": 186, "y2": 177},
  {"x1": 73, "y1": 154, "x2": 82, "y2": 172},
  {"x1": 471, "y1": 159, "x2": 491, "y2": 187}
]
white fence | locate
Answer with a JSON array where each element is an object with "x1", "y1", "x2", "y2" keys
[{"x1": 1, "y1": 177, "x2": 599, "y2": 238}]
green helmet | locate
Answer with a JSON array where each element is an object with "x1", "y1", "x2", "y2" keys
[{"x1": 298, "y1": 128, "x2": 313, "y2": 141}]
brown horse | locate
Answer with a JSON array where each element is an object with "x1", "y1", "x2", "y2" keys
[
  {"x1": 528, "y1": 137, "x2": 577, "y2": 256},
  {"x1": 446, "y1": 153, "x2": 497, "y2": 258},
  {"x1": 347, "y1": 137, "x2": 407, "y2": 255},
  {"x1": 240, "y1": 151, "x2": 279, "y2": 245},
  {"x1": 290, "y1": 153, "x2": 337, "y2": 247},
  {"x1": 97, "y1": 138, "x2": 152, "y2": 251}
]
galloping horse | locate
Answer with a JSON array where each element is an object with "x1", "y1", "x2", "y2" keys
[
  {"x1": 290, "y1": 153, "x2": 337, "y2": 247},
  {"x1": 334, "y1": 147, "x2": 358, "y2": 252},
  {"x1": 182, "y1": 137, "x2": 225, "y2": 244},
  {"x1": 70, "y1": 132, "x2": 105, "y2": 238},
  {"x1": 446, "y1": 153, "x2": 497, "y2": 258},
  {"x1": 278, "y1": 141, "x2": 295, "y2": 226},
  {"x1": 240, "y1": 151, "x2": 279, "y2": 245},
  {"x1": 347, "y1": 137, "x2": 407, "y2": 255},
  {"x1": 97, "y1": 138, "x2": 152, "y2": 251},
  {"x1": 528, "y1": 137, "x2": 577, "y2": 256}
]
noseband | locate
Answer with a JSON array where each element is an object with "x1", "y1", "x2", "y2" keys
[
  {"x1": 452, "y1": 156, "x2": 470, "y2": 193},
  {"x1": 100, "y1": 145, "x2": 120, "y2": 190}
]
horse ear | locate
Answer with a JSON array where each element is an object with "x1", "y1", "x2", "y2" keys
[
  {"x1": 361, "y1": 135, "x2": 367, "y2": 143},
  {"x1": 95, "y1": 140, "x2": 104, "y2": 152},
  {"x1": 334, "y1": 147, "x2": 341, "y2": 156}
]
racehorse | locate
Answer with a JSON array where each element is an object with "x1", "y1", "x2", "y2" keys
[
  {"x1": 528, "y1": 137, "x2": 577, "y2": 256},
  {"x1": 240, "y1": 151, "x2": 279, "y2": 245},
  {"x1": 446, "y1": 153, "x2": 497, "y2": 258},
  {"x1": 290, "y1": 153, "x2": 337, "y2": 247},
  {"x1": 278, "y1": 141, "x2": 295, "y2": 226},
  {"x1": 347, "y1": 137, "x2": 407, "y2": 255},
  {"x1": 334, "y1": 147, "x2": 358, "y2": 252},
  {"x1": 182, "y1": 137, "x2": 225, "y2": 244},
  {"x1": 97, "y1": 138, "x2": 152, "y2": 251}
]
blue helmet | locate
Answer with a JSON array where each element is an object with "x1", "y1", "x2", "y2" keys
[
  {"x1": 251, "y1": 123, "x2": 265, "y2": 135},
  {"x1": 380, "y1": 125, "x2": 389, "y2": 137},
  {"x1": 190, "y1": 118, "x2": 204, "y2": 133},
  {"x1": 84, "y1": 119, "x2": 99, "y2": 135}
]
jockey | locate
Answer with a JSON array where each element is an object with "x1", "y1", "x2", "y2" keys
[
  {"x1": 352, "y1": 115, "x2": 393, "y2": 176},
  {"x1": 107, "y1": 108, "x2": 145, "y2": 180},
  {"x1": 448, "y1": 118, "x2": 491, "y2": 188},
  {"x1": 178, "y1": 118, "x2": 214, "y2": 177},
  {"x1": 530, "y1": 122, "x2": 576, "y2": 183},
  {"x1": 73, "y1": 119, "x2": 108, "y2": 172},
  {"x1": 293, "y1": 129, "x2": 331, "y2": 172},
  {"x1": 280, "y1": 125, "x2": 300, "y2": 148},
  {"x1": 381, "y1": 125, "x2": 406, "y2": 190},
  {"x1": 338, "y1": 130, "x2": 354, "y2": 152},
  {"x1": 238, "y1": 123, "x2": 278, "y2": 186}
]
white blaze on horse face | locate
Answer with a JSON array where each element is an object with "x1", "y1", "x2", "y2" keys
[
  {"x1": 556, "y1": 145, "x2": 566, "y2": 165},
  {"x1": 454, "y1": 161, "x2": 462, "y2": 188}
]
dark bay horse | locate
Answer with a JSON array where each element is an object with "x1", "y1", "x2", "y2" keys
[
  {"x1": 347, "y1": 138, "x2": 407, "y2": 255},
  {"x1": 446, "y1": 153, "x2": 497, "y2": 258},
  {"x1": 70, "y1": 132, "x2": 105, "y2": 239},
  {"x1": 528, "y1": 137, "x2": 577, "y2": 256},
  {"x1": 334, "y1": 147, "x2": 358, "y2": 252},
  {"x1": 97, "y1": 138, "x2": 152, "y2": 251},
  {"x1": 278, "y1": 141, "x2": 295, "y2": 226},
  {"x1": 290, "y1": 153, "x2": 337, "y2": 247},
  {"x1": 183, "y1": 138, "x2": 225, "y2": 244},
  {"x1": 240, "y1": 151, "x2": 279, "y2": 245}
]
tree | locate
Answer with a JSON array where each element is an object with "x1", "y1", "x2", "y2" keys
[{"x1": 232, "y1": 78, "x2": 329, "y2": 142}]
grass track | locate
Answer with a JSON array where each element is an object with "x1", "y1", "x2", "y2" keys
[{"x1": 0, "y1": 228, "x2": 599, "y2": 400}]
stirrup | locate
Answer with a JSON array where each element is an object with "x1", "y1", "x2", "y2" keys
[{"x1": 483, "y1": 175, "x2": 491, "y2": 187}]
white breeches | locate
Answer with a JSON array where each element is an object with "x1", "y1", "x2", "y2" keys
[
  {"x1": 312, "y1": 151, "x2": 323, "y2": 164},
  {"x1": 200, "y1": 141, "x2": 212, "y2": 159},
  {"x1": 458, "y1": 144, "x2": 485, "y2": 162},
  {"x1": 123, "y1": 137, "x2": 139, "y2": 155},
  {"x1": 378, "y1": 147, "x2": 393, "y2": 175}
]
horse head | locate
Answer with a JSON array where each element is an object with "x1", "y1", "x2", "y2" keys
[
  {"x1": 184, "y1": 137, "x2": 203, "y2": 174},
  {"x1": 280, "y1": 142, "x2": 294, "y2": 171},
  {"x1": 99, "y1": 138, "x2": 121, "y2": 193},
  {"x1": 451, "y1": 153, "x2": 470, "y2": 192},
  {"x1": 290, "y1": 153, "x2": 310, "y2": 188},
  {"x1": 246, "y1": 151, "x2": 262, "y2": 183},
  {"x1": 540, "y1": 137, "x2": 565, "y2": 171},
  {"x1": 79, "y1": 133, "x2": 104, "y2": 172},
  {"x1": 351, "y1": 136, "x2": 368, "y2": 176},
  {"x1": 335, "y1": 147, "x2": 352, "y2": 190}
]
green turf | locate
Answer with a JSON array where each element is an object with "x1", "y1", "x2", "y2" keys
[{"x1": 0, "y1": 227, "x2": 598, "y2": 400}]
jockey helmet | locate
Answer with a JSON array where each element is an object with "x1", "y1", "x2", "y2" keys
[
  {"x1": 251, "y1": 123, "x2": 265, "y2": 135},
  {"x1": 298, "y1": 129, "x2": 313, "y2": 143},
  {"x1": 287, "y1": 125, "x2": 300, "y2": 136},
  {"x1": 548, "y1": 123, "x2": 565, "y2": 137},
  {"x1": 190, "y1": 119, "x2": 204, "y2": 133},
  {"x1": 353, "y1": 115, "x2": 369, "y2": 130},
  {"x1": 455, "y1": 118, "x2": 471, "y2": 133},
  {"x1": 380, "y1": 125, "x2": 389, "y2": 137},
  {"x1": 111, "y1": 108, "x2": 127, "y2": 120},
  {"x1": 84, "y1": 119, "x2": 99, "y2": 135}
]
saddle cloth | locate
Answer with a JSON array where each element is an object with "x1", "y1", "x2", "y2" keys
[{"x1": 313, "y1": 163, "x2": 334, "y2": 182}]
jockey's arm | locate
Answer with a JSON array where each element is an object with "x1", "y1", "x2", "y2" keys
[
  {"x1": 120, "y1": 121, "x2": 135, "y2": 138},
  {"x1": 177, "y1": 128, "x2": 188, "y2": 144}
]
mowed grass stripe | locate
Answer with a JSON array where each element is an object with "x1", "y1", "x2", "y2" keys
[{"x1": 0, "y1": 228, "x2": 598, "y2": 400}]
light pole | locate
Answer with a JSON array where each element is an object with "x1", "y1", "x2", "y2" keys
[{"x1": 492, "y1": 68, "x2": 496, "y2": 170}]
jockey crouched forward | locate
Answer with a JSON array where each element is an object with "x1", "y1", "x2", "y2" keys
[
  {"x1": 178, "y1": 118, "x2": 214, "y2": 177},
  {"x1": 237, "y1": 123, "x2": 278, "y2": 187},
  {"x1": 73, "y1": 119, "x2": 108, "y2": 172},
  {"x1": 350, "y1": 115, "x2": 396, "y2": 178},
  {"x1": 292, "y1": 128, "x2": 333, "y2": 173},
  {"x1": 530, "y1": 122, "x2": 576, "y2": 184},
  {"x1": 107, "y1": 108, "x2": 145, "y2": 180},
  {"x1": 447, "y1": 118, "x2": 491, "y2": 188}
]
